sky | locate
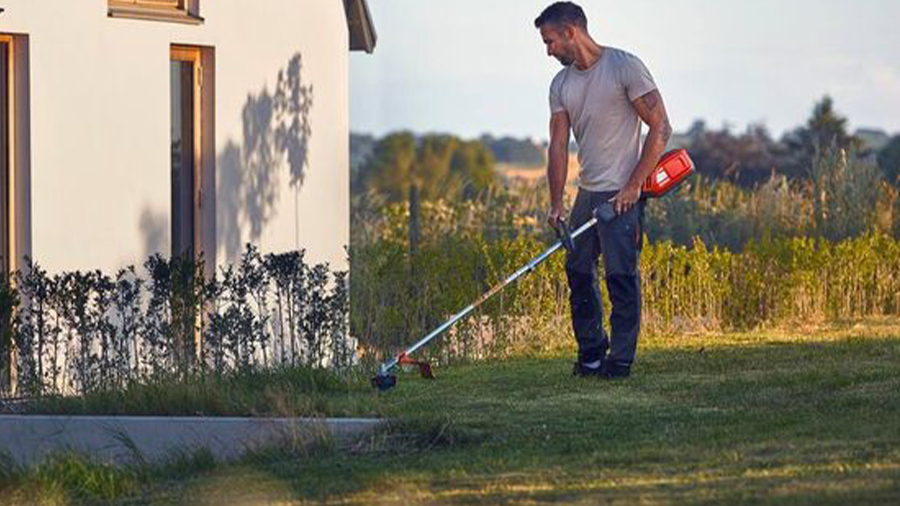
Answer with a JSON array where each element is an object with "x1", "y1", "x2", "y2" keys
[{"x1": 350, "y1": 0, "x2": 900, "y2": 142}]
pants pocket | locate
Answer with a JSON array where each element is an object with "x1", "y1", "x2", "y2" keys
[{"x1": 602, "y1": 208, "x2": 640, "y2": 276}]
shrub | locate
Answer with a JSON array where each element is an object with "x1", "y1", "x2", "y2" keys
[{"x1": 2, "y1": 245, "x2": 350, "y2": 398}]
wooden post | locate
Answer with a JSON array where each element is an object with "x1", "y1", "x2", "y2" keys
[
  {"x1": 408, "y1": 183, "x2": 421, "y2": 339},
  {"x1": 409, "y1": 184, "x2": 420, "y2": 255}
]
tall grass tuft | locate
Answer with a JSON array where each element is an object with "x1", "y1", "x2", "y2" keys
[{"x1": 352, "y1": 232, "x2": 900, "y2": 362}]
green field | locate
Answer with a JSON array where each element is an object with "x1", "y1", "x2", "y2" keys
[{"x1": 3, "y1": 321, "x2": 900, "y2": 505}]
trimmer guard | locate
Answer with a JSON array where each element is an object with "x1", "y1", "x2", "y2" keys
[{"x1": 399, "y1": 352, "x2": 435, "y2": 380}]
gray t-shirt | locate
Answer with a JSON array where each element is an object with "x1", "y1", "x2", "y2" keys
[{"x1": 549, "y1": 47, "x2": 657, "y2": 192}]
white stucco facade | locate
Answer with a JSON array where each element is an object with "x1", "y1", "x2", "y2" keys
[{"x1": 0, "y1": 0, "x2": 353, "y2": 273}]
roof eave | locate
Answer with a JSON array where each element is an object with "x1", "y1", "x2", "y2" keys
[{"x1": 345, "y1": 0, "x2": 377, "y2": 54}]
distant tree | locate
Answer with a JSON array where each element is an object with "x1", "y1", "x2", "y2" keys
[
  {"x1": 416, "y1": 134, "x2": 462, "y2": 198},
  {"x1": 480, "y1": 135, "x2": 545, "y2": 166},
  {"x1": 358, "y1": 132, "x2": 418, "y2": 201},
  {"x1": 357, "y1": 132, "x2": 498, "y2": 201},
  {"x1": 877, "y1": 135, "x2": 900, "y2": 186},
  {"x1": 451, "y1": 140, "x2": 497, "y2": 198},
  {"x1": 687, "y1": 124, "x2": 785, "y2": 187},
  {"x1": 806, "y1": 96, "x2": 855, "y2": 148},
  {"x1": 781, "y1": 96, "x2": 860, "y2": 178}
]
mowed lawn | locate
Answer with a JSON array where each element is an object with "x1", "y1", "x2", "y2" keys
[{"x1": 7, "y1": 321, "x2": 900, "y2": 505}]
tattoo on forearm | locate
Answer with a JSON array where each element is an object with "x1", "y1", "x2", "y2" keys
[{"x1": 660, "y1": 120, "x2": 673, "y2": 142}]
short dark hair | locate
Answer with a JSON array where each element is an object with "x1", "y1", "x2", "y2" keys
[{"x1": 534, "y1": 2, "x2": 588, "y2": 30}]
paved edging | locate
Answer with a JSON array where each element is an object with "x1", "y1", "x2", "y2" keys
[{"x1": 0, "y1": 415, "x2": 385, "y2": 467}]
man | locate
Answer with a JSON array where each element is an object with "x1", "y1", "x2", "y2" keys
[{"x1": 535, "y1": 2, "x2": 672, "y2": 378}]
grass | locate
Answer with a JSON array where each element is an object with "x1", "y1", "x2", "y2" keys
[
  {"x1": 2, "y1": 320, "x2": 900, "y2": 504},
  {"x1": 15, "y1": 366, "x2": 381, "y2": 418}
]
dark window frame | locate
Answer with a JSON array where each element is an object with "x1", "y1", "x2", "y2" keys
[{"x1": 108, "y1": 0, "x2": 203, "y2": 25}]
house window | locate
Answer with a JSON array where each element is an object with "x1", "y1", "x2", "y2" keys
[
  {"x1": 0, "y1": 33, "x2": 29, "y2": 278},
  {"x1": 0, "y1": 33, "x2": 30, "y2": 394},
  {"x1": 170, "y1": 45, "x2": 214, "y2": 268},
  {"x1": 109, "y1": 0, "x2": 203, "y2": 25},
  {"x1": 170, "y1": 45, "x2": 214, "y2": 363}
]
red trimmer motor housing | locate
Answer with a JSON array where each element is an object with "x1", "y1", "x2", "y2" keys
[{"x1": 643, "y1": 149, "x2": 695, "y2": 198}]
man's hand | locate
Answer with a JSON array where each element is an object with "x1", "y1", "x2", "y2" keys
[
  {"x1": 547, "y1": 205, "x2": 564, "y2": 230},
  {"x1": 611, "y1": 182, "x2": 642, "y2": 215}
]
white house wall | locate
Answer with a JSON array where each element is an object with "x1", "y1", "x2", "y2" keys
[{"x1": 0, "y1": 0, "x2": 350, "y2": 273}]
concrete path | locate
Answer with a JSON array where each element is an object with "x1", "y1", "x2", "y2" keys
[{"x1": 0, "y1": 415, "x2": 384, "y2": 467}]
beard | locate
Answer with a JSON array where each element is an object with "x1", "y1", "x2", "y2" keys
[{"x1": 556, "y1": 55, "x2": 575, "y2": 67}]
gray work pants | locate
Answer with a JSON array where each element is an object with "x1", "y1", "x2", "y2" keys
[{"x1": 565, "y1": 189, "x2": 643, "y2": 367}]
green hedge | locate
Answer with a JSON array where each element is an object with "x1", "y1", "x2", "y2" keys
[{"x1": 1, "y1": 246, "x2": 350, "y2": 398}]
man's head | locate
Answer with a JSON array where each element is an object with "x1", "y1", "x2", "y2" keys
[{"x1": 535, "y1": 2, "x2": 588, "y2": 67}]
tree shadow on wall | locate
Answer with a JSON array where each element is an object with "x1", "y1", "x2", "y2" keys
[
  {"x1": 140, "y1": 206, "x2": 169, "y2": 262},
  {"x1": 219, "y1": 53, "x2": 313, "y2": 263}
]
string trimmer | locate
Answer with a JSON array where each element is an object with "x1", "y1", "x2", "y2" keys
[{"x1": 371, "y1": 149, "x2": 694, "y2": 391}]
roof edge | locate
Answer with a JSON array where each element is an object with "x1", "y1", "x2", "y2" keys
[{"x1": 345, "y1": 0, "x2": 377, "y2": 54}]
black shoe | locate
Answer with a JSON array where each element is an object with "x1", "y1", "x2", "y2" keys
[
  {"x1": 600, "y1": 362, "x2": 631, "y2": 379},
  {"x1": 572, "y1": 361, "x2": 604, "y2": 377}
]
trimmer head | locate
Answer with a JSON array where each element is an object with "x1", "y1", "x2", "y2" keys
[
  {"x1": 371, "y1": 373, "x2": 397, "y2": 391},
  {"x1": 371, "y1": 353, "x2": 435, "y2": 391}
]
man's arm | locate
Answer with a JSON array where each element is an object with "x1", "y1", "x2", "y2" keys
[
  {"x1": 547, "y1": 110, "x2": 571, "y2": 228},
  {"x1": 611, "y1": 89, "x2": 673, "y2": 214}
]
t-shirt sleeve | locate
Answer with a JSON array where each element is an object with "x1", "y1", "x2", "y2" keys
[
  {"x1": 549, "y1": 71, "x2": 566, "y2": 114},
  {"x1": 621, "y1": 53, "x2": 657, "y2": 102}
]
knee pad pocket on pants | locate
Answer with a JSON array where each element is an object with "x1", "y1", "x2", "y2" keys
[
  {"x1": 606, "y1": 274, "x2": 639, "y2": 301},
  {"x1": 567, "y1": 269, "x2": 597, "y2": 319},
  {"x1": 566, "y1": 268, "x2": 593, "y2": 291},
  {"x1": 606, "y1": 274, "x2": 640, "y2": 312},
  {"x1": 606, "y1": 274, "x2": 640, "y2": 326},
  {"x1": 572, "y1": 295, "x2": 594, "y2": 319}
]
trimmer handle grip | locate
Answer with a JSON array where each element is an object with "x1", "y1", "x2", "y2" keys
[{"x1": 556, "y1": 220, "x2": 575, "y2": 254}]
